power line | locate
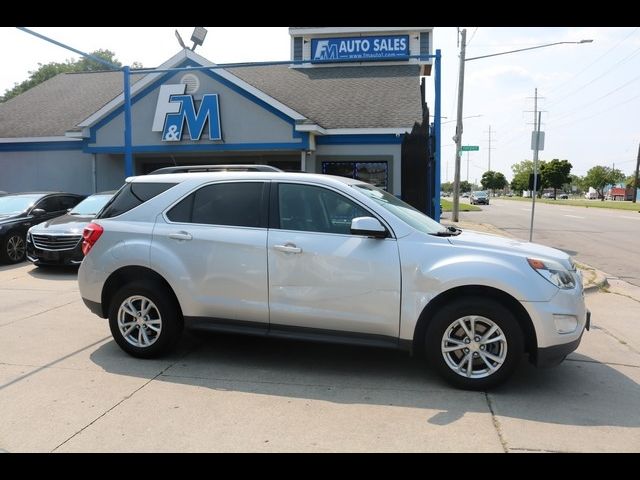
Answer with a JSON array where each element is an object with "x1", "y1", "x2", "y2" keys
[
  {"x1": 550, "y1": 90, "x2": 640, "y2": 129},
  {"x1": 467, "y1": 27, "x2": 479, "y2": 47},
  {"x1": 546, "y1": 42, "x2": 640, "y2": 108},
  {"x1": 545, "y1": 27, "x2": 639, "y2": 97}
]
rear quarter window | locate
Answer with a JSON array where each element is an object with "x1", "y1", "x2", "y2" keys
[{"x1": 97, "y1": 182, "x2": 176, "y2": 219}]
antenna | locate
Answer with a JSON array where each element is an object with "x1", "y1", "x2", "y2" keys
[{"x1": 175, "y1": 30, "x2": 186, "y2": 49}]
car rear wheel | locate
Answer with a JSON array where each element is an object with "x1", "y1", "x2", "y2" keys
[
  {"x1": 1, "y1": 233, "x2": 26, "y2": 263},
  {"x1": 425, "y1": 297, "x2": 524, "y2": 390},
  {"x1": 108, "y1": 283, "x2": 183, "y2": 358}
]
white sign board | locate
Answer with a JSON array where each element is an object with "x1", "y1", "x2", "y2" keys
[{"x1": 531, "y1": 131, "x2": 545, "y2": 151}]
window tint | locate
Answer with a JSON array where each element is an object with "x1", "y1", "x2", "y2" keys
[
  {"x1": 35, "y1": 196, "x2": 62, "y2": 213},
  {"x1": 167, "y1": 182, "x2": 265, "y2": 228},
  {"x1": 59, "y1": 195, "x2": 82, "y2": 210},
  {"x1": 278, "y1": 184, "x2": 369, "y2": 235},
  {"x1": 97, "y1": 182, "x2": 176, "y2": 219}
]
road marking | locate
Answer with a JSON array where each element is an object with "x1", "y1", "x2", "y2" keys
[{"x1": 563, "y1": 214, "x2": 585, "y2": 219}]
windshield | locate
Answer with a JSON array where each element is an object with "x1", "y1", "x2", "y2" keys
[
  {"x1": 0, "y1": 195, "x2": 42, "y2": 216},
  {"x1": 473, "y1": 191, "x2": 487, "y2": 197},
  {"x1": 352, "y1": 184, "x2": 447, "y2": 235},
  {"x1": 70, "y1": 194, "x2": 113, "y2": 216}
]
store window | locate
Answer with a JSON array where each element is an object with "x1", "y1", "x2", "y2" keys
[{"x1": 322, "y1": 161, "x2": 388, "y2": 190}]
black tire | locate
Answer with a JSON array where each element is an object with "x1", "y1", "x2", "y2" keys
[
  {"x1": 0, "y1": 232, "x2": 26, "y2": 264},
  {"x1": 425, "y1": 296, "x2": 524, "y2": 390},
  {"x1": 108, "y1": 282, "x2": 183, "y2": 358}
]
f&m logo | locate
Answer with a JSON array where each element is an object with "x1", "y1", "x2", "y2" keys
[
  {"x1": 152, "y1": 84, "x2": 222, "y2": 142},
  {"x1": 314, "y1": 41, "x2": 338, "y2": 60}
]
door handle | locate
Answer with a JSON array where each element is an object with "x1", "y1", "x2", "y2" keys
[
  {"x1": 273, "y1": 243, "x2": 302, "y2": 254},
  {"x1": 169, "y1": 231, "x2": 192, "y2": 241}
]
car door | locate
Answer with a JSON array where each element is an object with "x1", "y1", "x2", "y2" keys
[
  {"x1": 152, "y1": 181, "x2": 270, "y2": 329},
  {"x1": 267, "y1": 182, "x2": 401, "y2": 339}
]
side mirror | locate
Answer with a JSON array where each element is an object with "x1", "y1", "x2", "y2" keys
[
  {"x1": 32, "y1": 208, "x2": 46, "y2": 216},
  {"x1": 350, "y1": 216, "x2": 387, "y2": 239}
]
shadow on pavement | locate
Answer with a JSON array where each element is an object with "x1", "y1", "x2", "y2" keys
[
  {"x1": 90, "y1": 330, "x2": 640, "y2": 428},
  {"x1": 27, "y1": 265, "x2": 79, "y2": 280}
]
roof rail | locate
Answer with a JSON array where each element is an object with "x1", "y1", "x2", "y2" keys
[{"x1": 148, "y1": 164, "x2": 283, "y2": 174}]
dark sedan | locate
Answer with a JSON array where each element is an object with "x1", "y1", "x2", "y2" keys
[
  {"x1": 26, "y1": 191, "x2": 115, "y2": 267},
  {"x1": 0, "y1": 193, "x2": 85, "y2": 263}
]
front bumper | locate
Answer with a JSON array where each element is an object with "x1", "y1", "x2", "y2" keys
[
  {"x1": 26, "y1": 242, "x2": 83, "y2": 266},
  {"x1": 535, "y1": 310, "x2": 590, "y2": 367}
]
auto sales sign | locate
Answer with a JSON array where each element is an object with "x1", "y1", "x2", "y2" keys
[{"x1": 311, "y1": 35, "x2": 410, "y2": 63}]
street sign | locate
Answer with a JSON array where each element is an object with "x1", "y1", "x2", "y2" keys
[
  {"x1": 461, "y1": 145, "x2": 480, "y2": 151},
  {"x1": 531, "y1": 131, "x2": 545, "y2": 151}
]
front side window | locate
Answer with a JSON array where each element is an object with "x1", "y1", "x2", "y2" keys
[
  {"x1": 353, "y1": 183, "x2": 446, "y2": 235},
  {"x1": 278, "y1": 183, "x2": 369, "y2": 235},
  {"x1": 167, "y1": 182, "x2": 265, "y2": 228}
]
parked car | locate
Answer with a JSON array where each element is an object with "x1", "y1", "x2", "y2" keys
[
  {"x1": 26, "y1": 191, "x2": 115, "y2": 267},
  {"x1": 461, "y1": 192, "x2": 470, "y2": 198},
  {"x1": 0, "y1": 192, "x2": 85, "y2": 263},
  {"x1": 470, "y1": 191, "x2": 489, "y2": 205},
  {"x1": 78, "y1": 170, "x2": 589, "y2": 390},
  {"x1": 558, "y1": 194, "x2": 569, "y2": 200},
  {"x1": 542, "y1": 192, "x2": 556, "y2": 199}
]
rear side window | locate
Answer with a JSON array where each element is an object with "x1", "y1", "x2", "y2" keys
[
  {"x1": 97, "y1": 182, "x2": 176, "y2": 219},
  {"x1": 167, "y1": 182, "x2": 266, "y2": 228}
]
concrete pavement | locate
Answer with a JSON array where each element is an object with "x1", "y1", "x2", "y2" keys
[{"x1": 0, "y1": 260, "x2": 638, "y2": 452}]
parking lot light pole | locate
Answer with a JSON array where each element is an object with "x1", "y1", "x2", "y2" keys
[{"x1": 450, "y1": 35, "x2": 593, "y2": 222}]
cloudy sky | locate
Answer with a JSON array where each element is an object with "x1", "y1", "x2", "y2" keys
[{"x1": 1, "y1": 27, "x2": 638, "y2": 182}]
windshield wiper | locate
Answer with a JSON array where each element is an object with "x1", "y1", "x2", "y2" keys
[{"x1": 431, "y1": 226, "x2": 462, "y2": 237}]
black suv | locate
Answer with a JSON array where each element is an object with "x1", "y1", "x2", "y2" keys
[{"x1": 0, "y1": 192, "x2": 85, "y2": 263}]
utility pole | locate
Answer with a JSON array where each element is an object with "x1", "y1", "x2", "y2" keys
[
  {"x1": 452, "y1": 28, "x2": 467, "y2": 222},
  {"x1": 633, "y1": 142, "x2": 640, "y2": 203},
  {"x1": 488, "y1": 125, "x2": 492, "y2": 172},
  {"x1": 529, "y1": 88, "x2": 541, "y2": 243},
  {"x1": 466, "y1": 151, "x2": 470, "y2": 183}
]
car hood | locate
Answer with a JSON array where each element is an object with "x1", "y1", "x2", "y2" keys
[
  {"x1": 448, "y1": 229, "x2": 573, "y2": 269},
  {"x1": 30, "y1": 214, "x2": 93, "y2": 235}
]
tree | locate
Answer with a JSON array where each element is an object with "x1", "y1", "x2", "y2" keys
[
  {"x1": 583, "y1": 166, "x2": 626, "y2": 201},
  {"x1": 540, "y1": 159, "x2": 572, "y2": 198},
  {"x1": 1, "y1": 50, "x2": 139, "y2": 103},
  {"x1": 510, "y1": 160, "x2": 547, "y2": 194},
  {"x1": 459, "y1": 180, "x2": 472, "y2": 193},
  {"x1": 481, "y1": 170, "x2": 508, "y2": 193},
  {"x1": 441, "y1": 181, "x2": 453, "y2": 193}
]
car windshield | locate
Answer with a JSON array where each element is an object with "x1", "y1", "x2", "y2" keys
[
  {"x1": 352, "y1": 184, "x2": 447, "y2": 235},
  {"x1": 473, "y1": 191, "x2": 487, "y2": 197},
  {"x1": 69, "y1": 194, "x2": 113, "y2": 216},
  {"x1": 0, "y1": 195, "x2": 42, "y2": 216}
]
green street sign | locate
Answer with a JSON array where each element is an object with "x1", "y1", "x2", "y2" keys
[{"x1": 461, "y1": 145, "x2": 480, "y2": 151}]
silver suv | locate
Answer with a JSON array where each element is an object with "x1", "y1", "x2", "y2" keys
[{"x1": 78, "y1": 170, "x2": 589, "y2": 390}]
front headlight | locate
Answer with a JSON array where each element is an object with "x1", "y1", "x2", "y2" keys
[{"x1": 527, "y1": 258, "x2": 576, "y2": 289}]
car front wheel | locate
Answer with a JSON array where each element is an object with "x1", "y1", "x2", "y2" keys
[
  {"x1": 1, "y1": 233, "x2": 26, "y2": 263},
  {"x1": 108, "y1": 283, "x2": 183, "y2": 358},
  {"x1": 426, "y1": 297, "x2": 524, "y2": 390}
]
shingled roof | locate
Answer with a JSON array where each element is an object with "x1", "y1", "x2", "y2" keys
[{"x1": 0, "y1": 61, "x2": 422, "y2": 138}]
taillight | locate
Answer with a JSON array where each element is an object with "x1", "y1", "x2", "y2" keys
[{"x1": 82, "y1": 222, "x2": 104, "y2": 256}]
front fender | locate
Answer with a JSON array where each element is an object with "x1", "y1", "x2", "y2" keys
[{"x1": 398, "y1": 237, "x2": 557, "y2": 341}]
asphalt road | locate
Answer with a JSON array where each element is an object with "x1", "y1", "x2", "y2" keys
[{"x1": 452, "y1": 199, "x2": 640, "y2": 287}]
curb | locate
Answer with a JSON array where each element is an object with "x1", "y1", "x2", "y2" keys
[{"x1": 581, "y1": 269, "x2": 609, "y2": 293}]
